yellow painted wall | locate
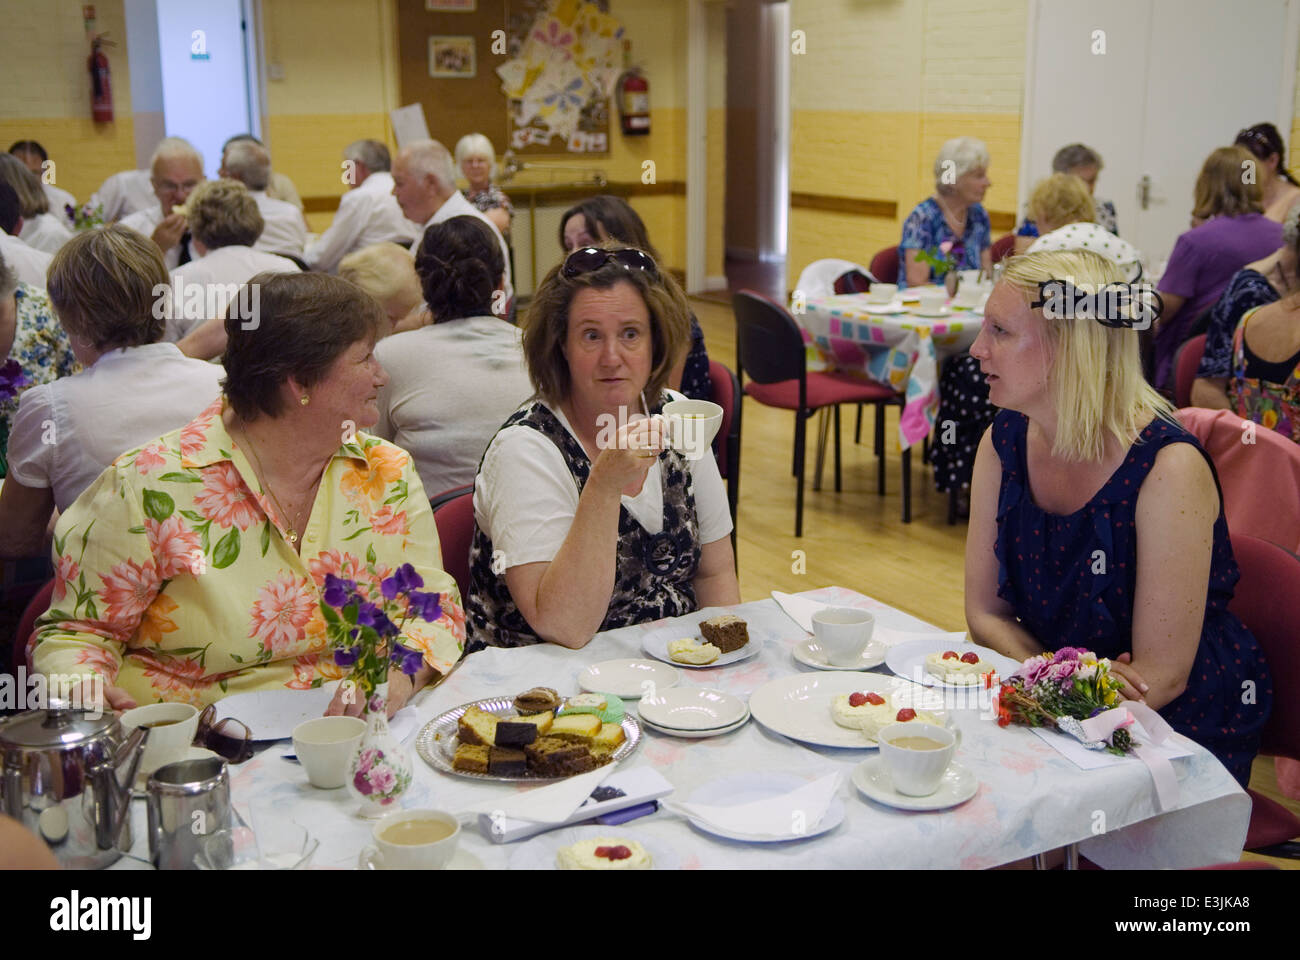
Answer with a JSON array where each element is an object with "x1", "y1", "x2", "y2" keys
[{"x1": 0, "y1": 0, "x2": 137, "y2": 204}]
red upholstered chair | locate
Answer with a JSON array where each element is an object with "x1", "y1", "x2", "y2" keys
[
  {"x1": 1227, "y1": 534, "x2": 1300, "y2": 858},
  {"x1": 991, "y1": 233, "x2": 1016, "y2": 264},
  {"x1": 429, "y1": 486, "x2": 474, "y2": 605},
  {"x1": 12, "y1": 578, "x2": 55, "y2": 675},
  {"x1": 868, "y1": 246, "x2": 899, "y2": 285},
  {"x1": 1173, "y1": 334, "x2": 1207, "y2": 408},
  {"x1": 708, "y1": 360, "x2": 742, "y2": 550},
  {"x1": 733, "y1": 290, "x2": 910, "y2": 535}
]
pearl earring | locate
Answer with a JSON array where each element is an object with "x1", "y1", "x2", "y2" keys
[{"x1": 299, "y1": 395, "x2": 310, "y2": 406}]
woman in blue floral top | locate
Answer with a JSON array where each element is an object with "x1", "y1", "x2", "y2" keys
[
  {"x1": 899, "y1": 137, "x2": 993, "y2": 289},
  {"x1": 0, "y1": 253, "x2": 77, "y2": 475}
]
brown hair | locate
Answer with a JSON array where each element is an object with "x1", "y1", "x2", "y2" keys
[
  {"x1": 557, "y1": 195, "x2": 661, "y2": 260},
  {"x1": 0, "y1": 153, "x2": 48, "y2": 218},
  {"x1": 1028, "y1": 174, "x2": 1096, "y2": 232},
  {"x1": 47, "y1": 224, "x2": 167, "y2": 350},
  {"x1": 414, "y1": 215, "x2": 503, "y2": 321},
  {"x1": 186, "y1": 179, "x2": 264, "y2": 249},
  {"x1": 222, "y1": 272, "x2": 383, "y2": 421},
  {"x1": 521, "y1": 242, "x2": 689, "y2": 407},
  {"x1": 1192, "y1": 146, "x2": 1263, "y2": 220}
]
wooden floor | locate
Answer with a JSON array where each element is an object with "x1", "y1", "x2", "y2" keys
[{"x1": 691, "y1": 294, "x2": 1300, "y2": 869}]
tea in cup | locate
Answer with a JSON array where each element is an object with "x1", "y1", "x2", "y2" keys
[
  {"x1": 867, "y1": 283, "x2": 898, "y2": 305},
  {"x1": 811, "y1": 607, "x2": 875, "y2": 667},
  {"x1": 364, "y1": 809, "x2": 460, "y2": 869},
  {"x1": 877, "y1": 722, "x2": 959, "y2": 796},
  {"x1": 292, "y1": 716, "x2": 365, "y2": 789},
  {"x1": 121, "y1": 703, "x2": 200, "y2": 776}
]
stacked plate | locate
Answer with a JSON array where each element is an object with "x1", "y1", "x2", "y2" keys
[{"x1": 636, "y1": 688, "x2": 749, "y2": 738}]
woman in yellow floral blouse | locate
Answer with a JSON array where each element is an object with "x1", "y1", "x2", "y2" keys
[{"x1": 31, "y1": 272, "x2": 465, "y2": 715}]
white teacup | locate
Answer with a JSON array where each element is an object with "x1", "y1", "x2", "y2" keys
[
  {"x1": 811, "y1": 607, "x2": 875, "y2": 667},
  {"x1": 958, "y1": 269, "x2": 981, "y2": 288},
  {"x1": 867, "y1": 282, "x2": 898, "y2": 305},
  {"x1": 362, "y1": 809, "x2": 460, "y2": 870},
  {"x1": 917, "y1": 288, "x2": 948, "y2": 314},
  {"x1": 120, "y1": 703, "x2": 200, "y2": 776},
  {"x1": 877, "y1": 722, "x2": 959, "y2": 796},
  {"x1": 292, "y1": 716, "x2": 365, "y2": 789},
  {"x1": 659, "y1": 399, "x2": 723, "y2": 461},
  {"x1": 952, "y1": 286, "x2": 981, "y2": 309}
]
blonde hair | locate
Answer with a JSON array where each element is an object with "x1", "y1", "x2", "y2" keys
[
  {"x1": 1192, "y1": 145, "x2": 1263, "y2": 220},
  {"x1": 185, "y1": 179, "x2": 263, "y2": 248},
  {"x1": 48, "y1": 224, "x2": 167, "y2": 349},
  {"x1": 1028, "y1": 174, "x2": 1095, "y2": 232},
  {"x1": 339, "y1": 243, "x2": 419, "y2": 306},
  {"x1": 1000, "y1": 249, "x2": 1175, "y2": 462}
]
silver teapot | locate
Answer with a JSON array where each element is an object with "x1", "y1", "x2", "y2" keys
[{"x1": 0, "y1": 700, "x2": 149, "y2": 869}]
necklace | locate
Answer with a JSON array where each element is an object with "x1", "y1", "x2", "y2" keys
[{"x1": 238, "y1": 422, "x2": 311, "y2": 545}]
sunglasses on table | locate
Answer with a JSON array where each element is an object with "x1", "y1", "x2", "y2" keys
[
  {"x1": 194, "y1": 704, "x2": 255, "y2": 763},
  {"x1": 562, "y1": 247, "x2": 659, "y2": 280}
]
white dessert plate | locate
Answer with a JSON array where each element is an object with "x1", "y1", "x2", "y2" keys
[
  {"x1": 210, "y1": 684, "x2": 340, "y2": 741},
  {"x1": 909, "y1": 305, "x2": 952, "y2": 318},
  {"x1": 748, "y1": 672, "x2": 947, "y2": 749},
  {"x1": 851, "y1": 757, "x2": 978, "y2": 811},
  {"x1": 861, "y1": 301, "x2": 905, "y2": 315},
  {"x1": 885, "y1": 638, "x2": 1020, "y2": 690},
  {"x1": 639, "y1": 711, "x2": 750, "y2": 739},
  {"x1": 358, "y1": 846, "x2": 484, "y2": 870},
  {"x1": 577, "y1": 659, "x2": 680, "y2": 699},
  {"x1": 679, "y1": 771, "x2": 845, "y2": 843},
  {"x1": 640, "y1": 624, "x2": 763, "y2": 669},
  {"x1": 508, "y1": 825, "x2": 680, "y2": 870},
  {"x1": 636, "y1": 688, "x2": 747, "y2": 731},
  {"x1": 792, "y1": 637, "x2": 886, "y2": 671}
]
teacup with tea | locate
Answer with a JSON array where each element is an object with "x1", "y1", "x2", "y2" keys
[{"x1": 363, "y1": 809, "x2": 461, "y2": 869}]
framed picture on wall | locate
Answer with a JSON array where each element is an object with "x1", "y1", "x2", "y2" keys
[
  {"x1": 429, "y1": 36, "x2": 476, "y2": 78},
  {"x1": 425, "y1": 0, "x2": 476, "y2": 10}
]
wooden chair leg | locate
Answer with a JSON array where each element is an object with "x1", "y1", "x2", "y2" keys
[
  {"x1": 854, "y1": 402, "x2": 863, "y2": 443},
  {"x1": 794, "y1": 412, "x2": 806, "y2": 537},
  {"x1": 833, "y1": 404, "x2": 842, "y2": 493},
  {"x1": 901, "y1": 444, "x2": 912, "y2": 524},
  {"x1": 812, "y1": 407, "x2": 830, "y2": 492},
  {"x1": 875, "y1": 403, "x2": 886, "y2": 496}
]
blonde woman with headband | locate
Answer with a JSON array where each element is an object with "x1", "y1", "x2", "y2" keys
[{"x1": 965, "y1": 249, "x2": 1272, "y2": 787}]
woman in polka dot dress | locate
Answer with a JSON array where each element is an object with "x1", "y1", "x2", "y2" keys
[{"x1": 964, "y1": 249, "x2": 1272, "y2": 788}]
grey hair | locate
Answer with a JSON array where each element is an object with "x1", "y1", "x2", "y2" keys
[
  {"x1": 0, "y1": 250, "x2": 17, "y2": 300},
  {"x1": 1052, "y1": 143, "x2": 1103, "y2": 174},
  {"x1": 0, "y1": 154, "x2": 48, "y2": 217},
  {"x1": 401, "y1": 139, "x2": 456, "y2": 189},
  {"x1": 454, "y1": 133, "x2": 497, "y2": 180},
  {"x1": 344, "y1": 139, "x2": 391, "y2": 173},
  {"x1": 1284, "y1": 199, "x2": 1300, "y2": 251},
  {"x1": 150, "y1": 136, "x2": 204, "y2": 173},
  {"x1": 222, "y1": 140, "x2": 271, "y2": 191},
  {"x1": 934, "y1": 137, "x2": 990, "y2": 190}
]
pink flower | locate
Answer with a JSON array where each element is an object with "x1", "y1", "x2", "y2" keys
[
  {"x1": 353, "y1": 770, "x2": 373, "y2": 795},
  {"x1": 368, "y1": 764, "x2": 397, "y2": 795},
  {"x1": 368, "y1": 505, "x2": 408, "y2": 537},
  {"x1": 135, "y1": 443, "x2": 167, "y2": 475},
  {"x1": 73, "y1": 645, "x2": 118, "y2": 678},
  {"x1": 307, "y1": 549, "x2": 366, "y2": 586},
  {"x1": 52, "y1": 555, "x2": 79, "y2": 603},
  {"x1": 146, "y1": 516, "x2": 203, "y2": 580},
  {"x1": 939, "y1": 240, "x2": 953, "y2": 254},
  {"x1": 98, "y1": 558, "x2": 160, "y2": 631},
  {"x1": 356, "y1": 748, "x2": 377, "y2": 775},
  {"x1": 1046, "y1": 658, "x2": 1080, "y2": 689},
  {"x1": 247, "y1": 572, "x2": 316, "y2": 654},
  {"x1": 1013, "y1": 653, "x2": 1054, "y2": 686},
  {"x1": 194, "y1": 462, "x2": 262, "y2": 530},
  {"x1": 178, "y1": 419, "x2": 210, "y2": 460}
]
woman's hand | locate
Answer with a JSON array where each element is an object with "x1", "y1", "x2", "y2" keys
[
  {"x1": 1109, "y1": 652, "x2": 1151, "y2": 704},
  {"x1": 70, "y1": 677, "x2": 137, "y2": 714},
  {"x1": 323, "y1": 665, "x2": 432, "y2": 718},
  {"x1": 589, "y1": 417, "x2": 665, "y2": 493}
]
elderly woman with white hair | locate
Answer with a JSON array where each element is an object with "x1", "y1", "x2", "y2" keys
[
  {"x1": 456, "y1": 133, "x2": 513, "y2": 238},
  {"x1": 338, "y1": 243, "x2": 428, "y2": 337},
  {"x1": 899, "y1": 136, "x2": 993, "y2": 289}
]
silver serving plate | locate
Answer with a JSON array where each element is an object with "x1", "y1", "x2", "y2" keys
[{"x1": 414, "y1": 697, "x2": 642, "y2": 783}]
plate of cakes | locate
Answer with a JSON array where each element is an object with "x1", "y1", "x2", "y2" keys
[
  {"x1": 748, "y1": 672, "x2": 948, "y2": 748},
  {"x1": 508, "y1": 825, "x2": 679, "y2": 871},
  {"x1": 885, "y1": 639, "x2": 1020, "y2": 690},
  {"x1": 640, "y1": 612, "x2": 762, "y2": 668},
  {"x1": 414, "y1": 687, "x2": 641, "y2": 783}
]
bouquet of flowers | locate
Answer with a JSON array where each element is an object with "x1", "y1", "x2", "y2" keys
[
  {"x1": 914, "y1": 239, "x2": 965, "y2": 279},
  {"x1": 65, "y1": 201, "x2": 105, "y2": 232},
  {"x1": 319, "y1": 562, "x2": 442, "y2": 710},
  {"x1": 996, "y1": 647, "x2": 1135, "y2": 755}
]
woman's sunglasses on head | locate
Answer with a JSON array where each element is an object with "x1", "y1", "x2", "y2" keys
[{"x1": 562, "y1": 247, "x2": 659, "y2": 280}]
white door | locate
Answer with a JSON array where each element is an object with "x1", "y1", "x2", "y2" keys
[{"x1": 1023, "y1": 0, "x2": 1297, "y2": 267}]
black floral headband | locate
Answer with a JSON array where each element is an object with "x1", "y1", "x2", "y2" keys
[{"x1": 1031, "y1": 279, "x2": 1163, "y2": 331}]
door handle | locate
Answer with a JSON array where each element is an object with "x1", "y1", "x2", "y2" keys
[{"x1": 1138, "y1": 175, "x2": 1151, "y2": 211}]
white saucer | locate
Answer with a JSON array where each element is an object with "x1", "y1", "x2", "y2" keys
[
  {"x1": 639, "y1": 710, "x2": 750, "y2": 739},
  {"x1": 358, "y1": 846, "x2": 485, "y2": 870},
  {"x1": 792, "y1": 638, "x2": 886, "y2": 671},
  {"x1": 861, "y1": 301, "x2": 905, "y2": 315},
  {"x1": 637, "y1": 688, "x2": 747, "y2": 731},
  {"x1": 508, "y1": 825, "x2": 679, "y2": 870},
  {"x1": 640, "y1": 625, "x2": 762, "y2": 669},
  {"x1": 680, "y1": 771, "x2": 845, "y2": 843},
  {"x1": 577, "y1": 659, "x2": 680, "y2": 699},
  {"x1": 851, "y1": 757, "x2": 978, "y2": 811},
  {"x1": 909, "y1": 306, "x2": 952, "y2": 318}
]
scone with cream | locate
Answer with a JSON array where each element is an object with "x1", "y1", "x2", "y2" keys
[
  {"x1": 556, "y1": 837, "x2": 652, "y2": 870},
  {"x1": 924, "y1": 649, "x2": 993, "y2": 684},
  {"x1": 831, "y1": 692, "x2": 942, "y2": 740},
  {"x1": 668, "y1": 637, "x2": 720, "y2": 665}
]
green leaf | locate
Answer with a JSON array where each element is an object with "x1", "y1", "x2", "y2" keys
[
  {"x1": 381, "y1": 492, "x2": 406, "y2": 505},
  {"x1": 79, "y1": 519, "x2": 96, "y2": 562},
  {"x1": 230, "y1": 653, "x2": 244, "y2": 663},
  {"x1": 158, "y1": 472, "x2": 202, "y2": 483},
  {"x1": 219, "y1": 678, "x2": 228, "y2": 693},
  {"x1": 212, "y1": 528, "x2": 241, "y2": 569},
  {"x1": 260, "y1": 521, "x2": 271, "y2": 556},
  {"x1": 366, "y1": 544, "x2": 377, "y2": 566},
  {"x1": 53, "y1": 530, "x2": 67, "y2": 556},
  {"x1": 142, "y1": 490, "x2": 175, "y2": 522},
  {"x1": 84, "y1": 599, "x2": 98, "y2": 620},
  {"x1": 310, "y1": 677, "x2": 323, "y2": 689},
  {"x1": 180, "y1": 510, "x2": 207, "y2": 523},
  {"x1": 340, "y1": 527, "x2": 366, "y2": 541},
  {"x1": 170, "y1": 646, "x2": 206, "y2": 654},
  {"x1": 322, "y1": 604, "x2": 342, "y2": 627},
  {"x1": 127, "y1": 525, "x2": 146, "y2": 535},
  {"x1": 199, "y1": 524, "x2": 210, "y2": 554}
]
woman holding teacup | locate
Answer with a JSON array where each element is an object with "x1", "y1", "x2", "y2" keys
[
  {"x1": 964, "y1": 248, "x2": 1272, "y2": 787},
  {"x1": 30, "y1": 272, "x2": 465, "y2": 716},
  {"x1": 465, "y1": 242, "x2": 739, "y2": 651}
]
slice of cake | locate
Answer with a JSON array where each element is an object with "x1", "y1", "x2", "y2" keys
[
  {"x1": 591, "y1": 722, "x2": 626, "y2": 756},
  {"x1": 924, "y1": 650, "x2": 993, "y2": 685},
  {"x1": 556, "y1": 837, "x2": 652, "y2": 870},
  {"x1": 548, "y1": 713, "x2": 602, "y2": 742},
  {"x1": 668, "y1": 637, "x2": 720, "y2": 665},
  {"x1": 513, "y1": 687, "x2": 561, "y2": 713},
  {"x1": 526, "y1": 736, "x2": 590, "y2": 777},
  {"x1": 452, "y1": 743, "x2": 490, "y2": 773},
  {"x1": 495, "y1": 710, "x2": 554, "y2": 747},
  {"x1": 700, "y1": 615, "x2": 749, "y2": 653},
  {"x1": 457, "y1": 705, "x2": 499, "y2": 746},
  {"x1": 488, "y1": 746, "x2": 528, "y2": 776},
  {"x1": 558, "y1": 693, "x2": 625, "y2": 724}
]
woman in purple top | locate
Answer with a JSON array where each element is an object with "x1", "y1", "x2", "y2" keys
[{"x1": 1153, "y1": 146, "x2": 1282, "y2": 391}]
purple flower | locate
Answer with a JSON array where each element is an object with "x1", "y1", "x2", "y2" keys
[
  {"x1": 1055, "y1": 646, "x2": 1088, "y2": 662},
  {"x1": 368, "y1": 693, "x2": 386, "y2": 714},
  {"x1": 390, "y1": 642, "x2": 424, "y2": 676},
  {"x1": 357, "y1": 601, "x2": 398, "y2": 637},
  {"x1": 409, "y1": 590, "x2": 443, "y2": 623},
  {"x1": 381, "y1": 563, "x2": 423, "y2": 600},
  {"x1": 353, "y1": 770, "x2": 373, "y2": 795},
  {"x1": 322, "y1": 573, "x2": 356, "y2": 608},
  {"x1": 0, "y1": 359, "x2": 29, "y2": 404},
  {"x1": 333, "y1": 645, "x2": 360, "y2": 668}
]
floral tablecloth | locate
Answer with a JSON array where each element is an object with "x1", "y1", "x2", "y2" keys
[
  {"x1": 119, "y1": 587, "x2": 1249, "y2": 870},
  {"x1": 798, "y1": 294, "x2": 982, "y2": 450}
]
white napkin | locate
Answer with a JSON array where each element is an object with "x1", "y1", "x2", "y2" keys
[
  {"x1": 1028, "y1": 720, "x2": 1192, "y2": 771},
  {"x1": 466, "y1": 763, "x2": 618, "y2": 825},
  {"x1": 771, "y1": 591, "x2": 827, "y2": 633},
  {"x1": 874, "y1": 627, "x2": 969, "y2": 649},
  {"x1": 677, "y1": 773, "x2": 840, "y2": 839},
  {"x1": 388, "y1": 706, "x2": 420, "y2": 745}
]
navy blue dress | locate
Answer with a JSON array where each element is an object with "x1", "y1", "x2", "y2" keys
[{"x1": 992, "y1": 411, "x2": 1272, "y2": 787}]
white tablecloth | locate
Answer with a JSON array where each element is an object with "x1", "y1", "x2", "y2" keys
[{"x1": 120, "y1": 587, "x2": 1250, "y2": 870}]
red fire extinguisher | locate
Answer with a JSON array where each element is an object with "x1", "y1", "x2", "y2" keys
[
  {"x1": 89, "y1": 34, "x2": 114, "y2": 123},
  {"x1": 619, "y1": 69, "x2": 650, "y2": 136}
]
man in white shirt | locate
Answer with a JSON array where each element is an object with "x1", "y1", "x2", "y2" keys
[
  {"x1": 89, "y1": 168, "x2": 156, "y2": 222},
  {"x1": 119, "y1": 138, "x2": 203, "y2": 270},
  {"x1": 220, "y1": 140, "x2": 306, "y2": 257},
  {"x1": 392, "y1": 139, "x2": 512, "y2": 304},
  {"x1": 222, "y1": 134, "x2": 304, "y2": 211},
  {"x1": 0, "y1": 182, "x2": 53, "y2": 288},
  {"x1": 304, "y1": 139, "x2": 418, "y2": 272},
  {"x1": 8, "y1": 141, "x2": 76, "y2": 226}
]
